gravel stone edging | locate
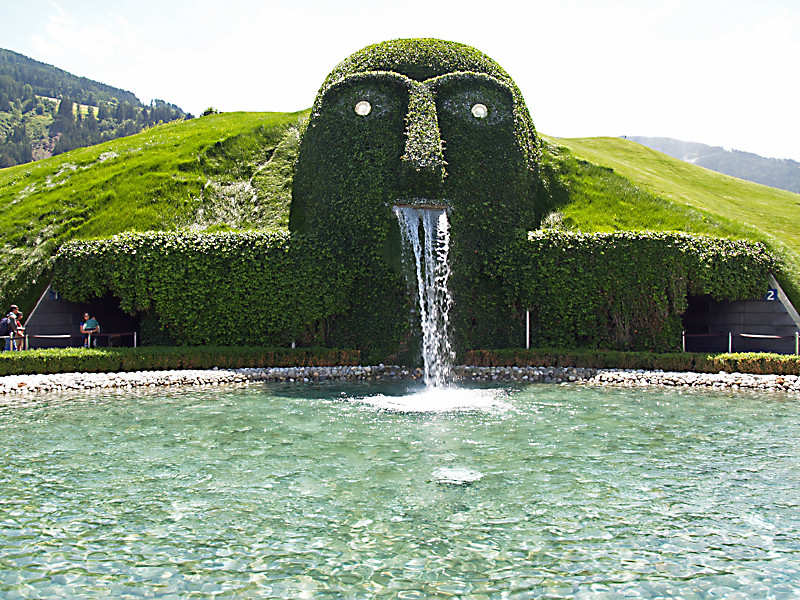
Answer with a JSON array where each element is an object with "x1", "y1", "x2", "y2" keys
[{"x1": 0, "y1": 364, "x2": 799, "y2": 395}]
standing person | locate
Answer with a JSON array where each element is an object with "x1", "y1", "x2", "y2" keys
[
  {"x1": 3, "y1": 305, "x2": 24, "y2": 351},
  {"x1": 13, "y1": 309, "x2": 25, "y2": 350},
  {"x1": 1, "y1": 306, "x2": 15, "y2": 351},
  {"x1": 80, "y1": 312, "x2": 100, "y2": 347}
]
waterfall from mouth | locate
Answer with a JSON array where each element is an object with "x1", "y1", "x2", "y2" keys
[{"x1": 393, "y1": 205, "x2": 453, "y2": 388}]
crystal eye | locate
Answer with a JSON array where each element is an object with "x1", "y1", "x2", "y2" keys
[
  {"x1": 471, "y1": 103, "x2": 488, "y2": 118},
  {"x1": 355, "y1": 101, "x2": 371, "y2": 116}
]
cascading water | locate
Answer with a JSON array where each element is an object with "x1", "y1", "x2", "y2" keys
[{"x1": 393, "y1": 205, "x2": 454, "y2": 388}]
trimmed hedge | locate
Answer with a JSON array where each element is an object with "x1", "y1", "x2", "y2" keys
[
  {"x1": 463, "y1": 349, "x2": 800, "y2": 376},
  {"x1": 508, "y1": 231, "x2": 774, "y2": 352},
  {"x1": 0, "y1": 346, "x2": 360, "y2": 376},
  {"x1": 52, "y1": 229, "x2": 776, "y2": 359},
  {"x1": 53, "y1": 231, "x2": 350, "y2": 348},
  {"x1": 2, "y1": 346, "x2": 795, "y2": 377}
]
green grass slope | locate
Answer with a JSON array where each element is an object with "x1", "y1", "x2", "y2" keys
[
  {"x1": 542, "y1": 135, "x2": 800, "y2": 309},
  {"x1": 0, "y1": 110, "x2": 305, "y2": 311}
]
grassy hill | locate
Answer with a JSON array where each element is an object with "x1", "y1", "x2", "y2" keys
[
  {"x1": 0, "y1": 110, "x2": 305, "y2": 311},
  {"x1": 543, "y1": 135, "x2": 800, "y2": 307},
  {"x1": 0, "y1": 112, "x2": 797, "y2": 316}
]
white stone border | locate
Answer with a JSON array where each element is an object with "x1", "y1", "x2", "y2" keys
[{"x1": 0, "y1": 365, "x2": 798, "y2": 396}]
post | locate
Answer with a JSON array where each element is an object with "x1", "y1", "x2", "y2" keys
[
  {"x1": 134, "y1": 332, "x2": 137, "y2": 348},
  {"x1": 526, "y1": 310, "x2": 530, "y2": 350},
  {"x1": 24, "y1": 334, "x2": 28, "y2": 351},
  {"x1": 682, "y1": 331, "x2": 685, "y2": 352},
  {"x1": 728, "y1": 332, "x2": 732, "y2": 354},
  {"x1": 88, "y1": 332, "x2": 92, "y2": 348},
  {"x1": 796, "y1": 331, "x2": 799, "y2": 356}
]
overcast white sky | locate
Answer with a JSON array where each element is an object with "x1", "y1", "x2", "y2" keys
[{"x1": 2, "y1": 0, "x2": 799, "y2": 161}]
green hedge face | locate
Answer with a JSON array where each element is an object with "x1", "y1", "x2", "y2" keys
[
  {"x1": 291, "y1": 39, "x2": 538, "y2": 231},
  {"x1": 291, "y1": 39, "x2": 543, "y2": 353}
]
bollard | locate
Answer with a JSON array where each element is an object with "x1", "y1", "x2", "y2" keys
[{"x1": 526, "y1": 310, "x2": 530, "y2": 350}]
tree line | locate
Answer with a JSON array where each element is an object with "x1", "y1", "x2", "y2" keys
[
  {"x1": 48, "y1": 95, "x2": 189, "y2": 156},
  {"x1": 0, "y1": 48, "x2": 140, "y2": 107}
]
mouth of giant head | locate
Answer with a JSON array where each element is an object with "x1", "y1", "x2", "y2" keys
[{"x1": 393, "y1": 198, "x2": 450, "y2": 210}]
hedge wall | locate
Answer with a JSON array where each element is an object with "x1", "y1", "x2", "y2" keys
[
  {"x1": 52, "y1": 231, "x2": 350, "y2": 348},
  {"x1": 0, "y1": 346, "x2": 360, "y2": 376},
  {"x1": 508, "y1": 231, "x2": 775, "y2": 351},
  {"x1": 462, "y1": 349, "x2": 800, "y2": 376},
  {"x1": 52, "y1": 229, "x2": 775, "y2": 359}
]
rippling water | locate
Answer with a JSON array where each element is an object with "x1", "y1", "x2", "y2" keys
[{"x1": 2, "y1": 382, "x2": 800, "y2": 599}]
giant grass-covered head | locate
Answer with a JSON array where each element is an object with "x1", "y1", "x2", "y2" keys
[{"x1": 291, "y1": 38, "x2": 542, "y2": 353}]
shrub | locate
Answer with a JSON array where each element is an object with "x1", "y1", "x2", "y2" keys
[
  {"x1": 463, "y1": 348, "x2": 800, "y2": 375},
  {"x1": 53, "y1": 231, "x2": 350, "y2": 348},
  {"x1": 0, "y1": 346, "x2": 360, "y2": 376}
]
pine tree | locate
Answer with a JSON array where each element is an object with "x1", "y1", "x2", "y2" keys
[
  {"x1": 97, "y1": 101, "x2": 111, "y2": 121},
  {"x1": 52, "y1": 95, "x2": 75, "y2": 134}
]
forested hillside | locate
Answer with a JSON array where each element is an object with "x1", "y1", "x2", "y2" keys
[{"x1": 0, "y1": 48, "x2": 191, "y2": 167}]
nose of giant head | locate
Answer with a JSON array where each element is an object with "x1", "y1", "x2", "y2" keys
[{"x1": 399, "y1": 84, "x2": 447, "y2": 200}]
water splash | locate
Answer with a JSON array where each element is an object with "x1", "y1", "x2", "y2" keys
[
  {"x1": 394, "y1": 206, "x2": 454, "y2": 387},
  {"x1": 356, "y1": 386, "x2": 511, "y2": 413}
]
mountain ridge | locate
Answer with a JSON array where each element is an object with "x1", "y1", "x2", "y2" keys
[{"x1": 624, "y1": 135, "x2": 800, "y2": 194}]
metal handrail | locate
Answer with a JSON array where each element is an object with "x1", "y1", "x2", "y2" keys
[
  {"x1": 1, "y1": 332, "x2": 139, "y2": 350},
  {"x1": 683, "y1": 331, "x2": 800, "y2": 354}
]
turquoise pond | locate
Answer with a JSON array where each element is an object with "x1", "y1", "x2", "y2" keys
[{"x1": 2, "y1": 381, "x2": 800, "y2": 599}]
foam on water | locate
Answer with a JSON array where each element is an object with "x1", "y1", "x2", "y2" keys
[
  {"x1": 432, "y1": 466, "x2": 484, "y2": 485},
  {"x1": 355, "y1": 385, "x2": 511, "y2": 413}
]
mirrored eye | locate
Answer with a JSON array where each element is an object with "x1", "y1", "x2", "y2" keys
[
  {"x1": 354, "y1": 100, "x2": 372, "y2": 116},
  {"x1": 471, "y1": 103, "x2": 488, "y2": 118}
]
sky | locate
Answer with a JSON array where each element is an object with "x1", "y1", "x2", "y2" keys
[{"x1": 2, "y1": 0, "x2": 799, "y2": 161}]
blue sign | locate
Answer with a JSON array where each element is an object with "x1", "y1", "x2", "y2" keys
[{"x1": 765, "y1": 289, "x2": 778, "y2": 301}]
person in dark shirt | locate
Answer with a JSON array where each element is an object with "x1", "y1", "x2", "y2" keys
[
  {"x1": 5, "y1": 304, "x2": 25, "y2": 351},
  {"x1": 80, "y1": 312, "x2": 100, "y2": 347}
]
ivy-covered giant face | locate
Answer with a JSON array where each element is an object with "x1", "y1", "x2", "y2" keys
[
  {"x1": 290, "y1": 38, "x2": 539, "y2": 241},
  {"x1": 290, "y1": 38, "x2": 542, "y2": 354}
]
